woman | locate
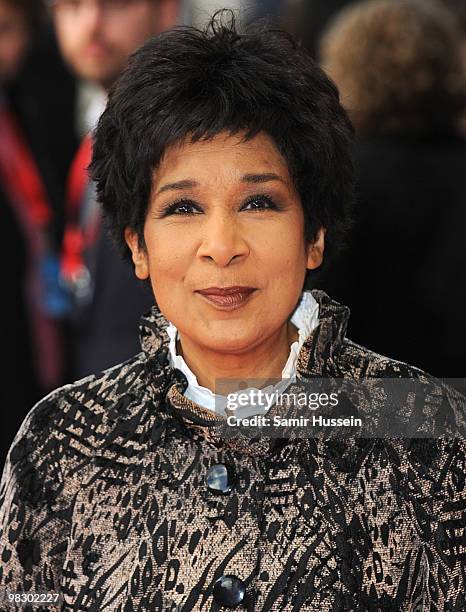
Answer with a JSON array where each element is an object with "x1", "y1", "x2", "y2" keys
[{"x1": 0, "y1": 12, "x2": 464, "y2": 611}]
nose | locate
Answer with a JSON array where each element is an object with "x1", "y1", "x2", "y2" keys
[
  {"x1": 197, "y1": 212, "x2": 250, "y2": 267},
  {"x1": 79, "y1": 0, "x2": 104, "y2": 31}
]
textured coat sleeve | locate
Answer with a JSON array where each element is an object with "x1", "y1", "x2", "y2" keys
[
  {"x1": 421, "y1": 381, "x2": 466, "y2": 610},
  {"x1": 0, "y1": 389, "x2": 71, "y2": 600},
  {"x1": 428, "y1": 436, "x2": 466, "y2": 610}
]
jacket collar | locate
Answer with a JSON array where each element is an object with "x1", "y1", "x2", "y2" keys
[{"x1": 296, "y1": 289, "x2": 350, "y2": 376}]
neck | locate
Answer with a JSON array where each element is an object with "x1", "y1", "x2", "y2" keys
[{"x1": 177, "y1": 321, "x2": 299, "y2": 394}]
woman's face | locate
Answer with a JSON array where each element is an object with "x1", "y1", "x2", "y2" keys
[{"x1": 126, "y1": 131, "x2": 324, "y2": 355}]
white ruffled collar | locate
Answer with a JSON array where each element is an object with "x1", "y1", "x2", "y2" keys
[{"x1": 166, "y1": 290, "x2": 319, "y2": 414}]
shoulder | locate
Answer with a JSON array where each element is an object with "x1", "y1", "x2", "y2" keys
[
  {"x1": 336, "y1": 337, "x2": 466, "y2": 438},
  {"x1": 338, "y1": 337, "x2": 428, "y2": 378},
  {"x1": 4, "y1": 353, "x2": 149, "y2": 475}
]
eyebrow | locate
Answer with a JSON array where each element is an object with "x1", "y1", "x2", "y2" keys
[{"x1": 154, "y1": 173, "x2": 286, "y2": 197}]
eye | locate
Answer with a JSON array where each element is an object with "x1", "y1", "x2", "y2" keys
[
  {"x1": 160, "y1": 199, "x2": 202, "y2": 217},
  {"x1": 241, "y1": 194, "x2": 279, "y2": 211}
]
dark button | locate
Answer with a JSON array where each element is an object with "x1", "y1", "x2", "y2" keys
[
  {"x1": 213, "y1": 575, "x2": 246, "y2": 608},
  {"x1": 206, "y1": 463, "x2": 235, "y2": 494}
]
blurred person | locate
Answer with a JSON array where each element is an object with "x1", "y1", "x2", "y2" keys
[
  {"x1": 0, "y1": 0, "x2": 72, "y2": 467},
  {"x1": 51, "y1": 0, "x2": 179, "y2": 89},
  {"x1": 316, "y1": 0, "x2": 466, "y2": 377},
  {"x1": 48, "y1": 0, "x2": 180, "y2": 379},
  {"x1": 0, "y1": 13, "x2": 465, "y2": 609}
]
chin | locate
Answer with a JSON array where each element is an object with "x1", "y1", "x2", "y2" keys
[
  {"x1": 198, "y1": 328, "x2": 262, "y2": 355},
  {"x1": 206, "y1": 340, "x2": 252, "y2": 355},
  {"x1": 74, "y1": 62, "x2": 118, "y2": 89}
]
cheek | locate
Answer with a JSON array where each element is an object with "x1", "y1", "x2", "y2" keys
[
  {"x1": 253, "y1": 225, "x2": 308, "y2": 317},
  {"x1": 255, "y1": 221, "x2": 307, "y2": 279},
  {"x1": 144, "y1": 226, "x2": 194, "y2": 280},
  {"x1": 113, "y1": 12, "x2": 156, "y2": 50},
  {"x1": 56, "y1": 22, "x2": 81, "y2": 56},
  {"x1": 144, "y1": 230, "x2": 191, "y2": 319}
]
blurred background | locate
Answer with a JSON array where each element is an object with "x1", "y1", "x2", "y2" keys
[{"x1": 1, "y1": 0, "x2": 465, "y2": 467}]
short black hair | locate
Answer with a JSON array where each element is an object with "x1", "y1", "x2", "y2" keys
[{"x1": 91, "y1": 10, "x2": 355, "y2": 272}]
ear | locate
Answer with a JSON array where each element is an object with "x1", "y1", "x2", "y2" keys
[
  {"x1": 306, "y1": 227, "x2": 326, "y2": 270},
  {"x1": 124, "y1": 227, "x2": 149, "y2": 280}
]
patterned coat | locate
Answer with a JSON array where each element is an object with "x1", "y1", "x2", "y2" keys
[{"x1": 0, "y1": 290, "x2": 465, "y2": 611}]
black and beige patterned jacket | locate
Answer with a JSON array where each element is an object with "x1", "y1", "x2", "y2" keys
[{"x1": 0, "y1": 290, "x2": 465, "y2": 611}]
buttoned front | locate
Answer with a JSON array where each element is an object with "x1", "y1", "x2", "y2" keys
[{"x1": 0, "y1": 290, "x2": 465, "y2": 611}]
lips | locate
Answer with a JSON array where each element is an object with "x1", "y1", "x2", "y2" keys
[
  {"x1": 195, "y1": 286, "x2": 257, "y2": 309},
  {"x1": 84, "y1": 42, "x2": 108, "y2": 58}
]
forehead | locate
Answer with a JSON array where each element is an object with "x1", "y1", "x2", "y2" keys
[{"x1": 153, "y1": 131, "x2": 291, "y2": 186}]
